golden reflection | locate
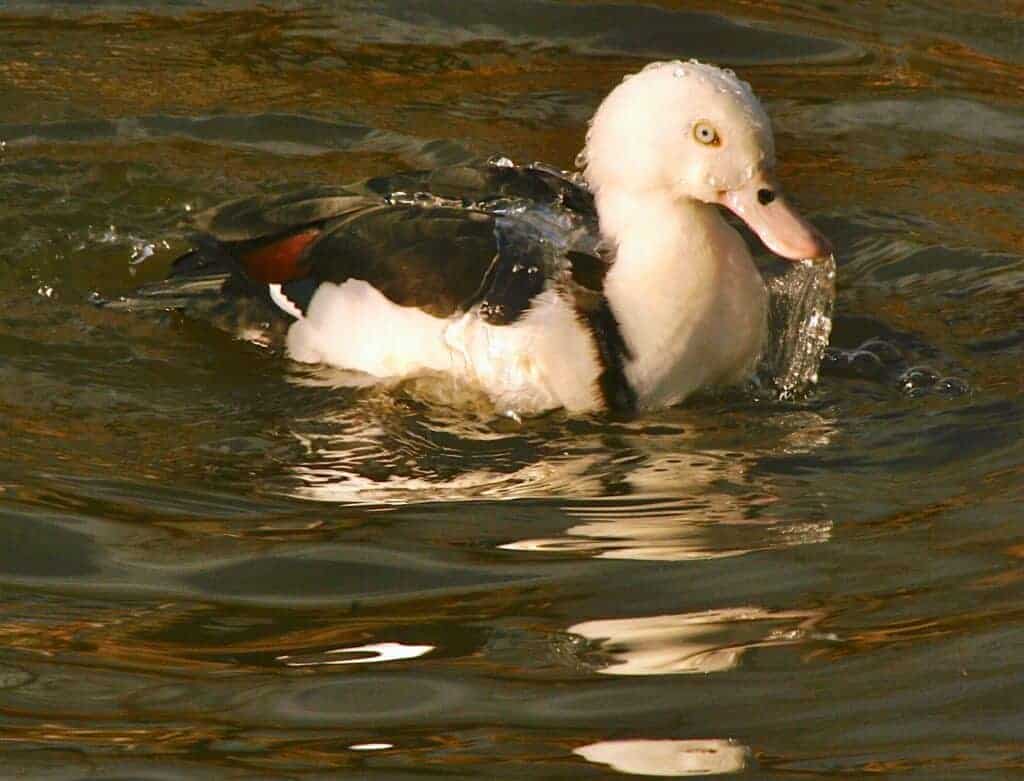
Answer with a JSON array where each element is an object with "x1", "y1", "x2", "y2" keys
[
  {"x1": 271, "y1": 391, "x2": 838, "y2": 561},
  {"x1": 500, "y1": 435, "x2": 833, "y2": 561},
  {"x1": 0, "y1": 723, "x2": 218, "y2": 753},
  {"x1": 0, "y1": 579, "x2": 543, "y2": 678},
  {"x1": 502, "y1": 515, "x2": 832, "y2": 561},
  {"x1": 575, "y1": 738, "x2": 749, "y2": 777},
  {"x1": 568, "y1": 607, "x2": 827, "y2": 675},
  {"x1": 277, "y1": 641, "x2": 434, "y2": 667}
]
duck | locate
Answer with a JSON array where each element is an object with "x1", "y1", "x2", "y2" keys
[{"x1": 147, "y1": 60, "x2": 831, "y2": 415}]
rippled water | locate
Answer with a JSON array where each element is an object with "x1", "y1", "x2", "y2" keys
[{"x1": 0, "y1": 2, "x2": 1022, "y2": 778}]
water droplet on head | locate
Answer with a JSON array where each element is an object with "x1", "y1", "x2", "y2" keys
[{"x1": 574, "y1": 149, "x2": 587, "y2": 168}]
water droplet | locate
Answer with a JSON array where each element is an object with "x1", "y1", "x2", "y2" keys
[
  {"x1": 766, "y1": 255, "x2": 836, "y2": 399},
  {"x1": 848, "y1": 350, "x2": 885, "y2": 378},
  {"x1": 488, "y1": 155, "x2": 515, "y2": 168},
  {"x1": 899, "y1": 365, "x2": 939, "y2": 394},
  {"x1": 574, "y1": 149, "x2": 587, "y2": 168},
  {"x1": 129, "y1": 240, "x2": 156, "y2": 265},
  {"x1": 857, "y1": 338, "x2": 902, "y2": 364},
  {"x1": 673, "y1": 66, "x2": 686, "y2": 78},
  {"x1": 935, "y1": 376, "x2": 970, "y2": 397}
]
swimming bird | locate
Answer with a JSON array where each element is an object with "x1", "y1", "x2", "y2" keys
[{"x1": 153, "y1": 60, "x2": 831, "y2": 415}]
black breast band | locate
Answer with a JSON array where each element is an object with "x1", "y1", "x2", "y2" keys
[{"x1": 574, "y1": 291, "x2": 637, "y2": 414}]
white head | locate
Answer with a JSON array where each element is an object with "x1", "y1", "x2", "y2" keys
[{"x1": 582, "y1": 60, "x2": 830, "y2": 260}]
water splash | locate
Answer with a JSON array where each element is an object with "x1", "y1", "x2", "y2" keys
[{"x1": 764, "y1": 255, "x2": 836, "y2": 399}]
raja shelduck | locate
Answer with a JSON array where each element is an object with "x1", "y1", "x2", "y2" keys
[{"x1": 145, "y1": 60, "x2": 831, "y2": 415}]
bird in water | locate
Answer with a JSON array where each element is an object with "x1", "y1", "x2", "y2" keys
[{"x1": 126, "y1": 60, "x2": 831, "y2": 415}]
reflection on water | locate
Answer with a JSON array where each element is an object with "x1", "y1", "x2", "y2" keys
[
  {"x1": 0, "y1": 0, "x2": 1022, "y2": 777},
  {"x1": 568, "y1": 608, "x2": 829, "y2": 675},
  {"x1": 575, "y1": 739, "x2": 749, "y2": 777},
  {"x1": 503, "y1": 510, "x2": 832, "y2": 561},
  {"x1": 503, "y1": 489, "x2": 833, "y2": 561},
  {"x1": 276, "y1": 401, "x2": 837, "y2": 562},
  {"x1": 278, "y1": 640, "x2": 435, "y2": 667}
]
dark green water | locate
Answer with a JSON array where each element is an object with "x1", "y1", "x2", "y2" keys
[{"x1": 0, "y1": 2, "x2": 1022, "y2": 778}]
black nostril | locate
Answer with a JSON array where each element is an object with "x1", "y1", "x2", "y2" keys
[{"x1": 757, "y1": 188, "x2": 776, "y2": 205}]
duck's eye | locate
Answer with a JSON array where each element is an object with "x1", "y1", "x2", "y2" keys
[{"x1": 693, "y1": 121, "x2": 720, "y2": 146}]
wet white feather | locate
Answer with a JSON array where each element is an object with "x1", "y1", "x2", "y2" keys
[
  {"x1": 286, "y1": 280, "x2": 454, "y2": 376},
  {"x1": 284, "y1": 280, "x2": 602, "y2": 413},
  {"x1": 268, "y1": 283, "x2": 304, "y2": 320},
  {"x1": 444, "y1": 289, "x2": 601, "y2": 413}
]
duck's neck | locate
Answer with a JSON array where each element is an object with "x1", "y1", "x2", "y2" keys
[{"x1": 596, "y1": 187, "x2": 767, "y2": 407}]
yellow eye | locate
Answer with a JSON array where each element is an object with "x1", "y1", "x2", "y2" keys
[{"x1": 693, "y1": 121, "x2": 720, "y2": 146}]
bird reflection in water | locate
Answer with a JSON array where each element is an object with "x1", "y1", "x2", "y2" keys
[
  {"x1": 566, "y1": 607, "x2": 831, "y2": 676},
  {"x1": 575, "y1": 738, "x2": 750, "y2": 777}
]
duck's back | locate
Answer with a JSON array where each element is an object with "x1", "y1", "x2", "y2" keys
[{"x1": 139, "y1": 161, "x2": 628, "y2": 413}]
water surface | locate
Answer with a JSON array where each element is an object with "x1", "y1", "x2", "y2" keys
[{"x1": 0, "y1": 1, "x2": 1021, "y2": 778}]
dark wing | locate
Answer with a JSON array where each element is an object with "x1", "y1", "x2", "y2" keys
[
  {"x1": 132, "y1": 161, "x2": 598, "y2": 325},
  {"x1": 172, "y1": 202, "x2": 550, "y2": 325},
  {"x1": 302, "y1": 205, "x2": 502, "y2": 318},
  {"x1": 194, "y1": 186, "x2": 376, "y2": 242},
  {"x1": 192, "y1": 161, "x2": 596, "y2": 245},
  {"x1": 362, "y1": 161, "x2": 596, "y2": 215}
]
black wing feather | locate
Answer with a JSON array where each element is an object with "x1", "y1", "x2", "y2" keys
[
  {"x1": 304, "y1": 206, "x2": 500, "y2": 318},
  {"x1": 160, "y1": 162, "x2": 605, "y2": 327}
]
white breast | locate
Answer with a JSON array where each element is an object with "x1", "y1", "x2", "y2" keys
[{"x1": 599, "y1": 195, "x2": 768, "y2": 408}]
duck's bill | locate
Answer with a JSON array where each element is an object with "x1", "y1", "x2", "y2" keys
[{"x1": 717, "y1": 176, "x2": 832, "y2": 261}]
